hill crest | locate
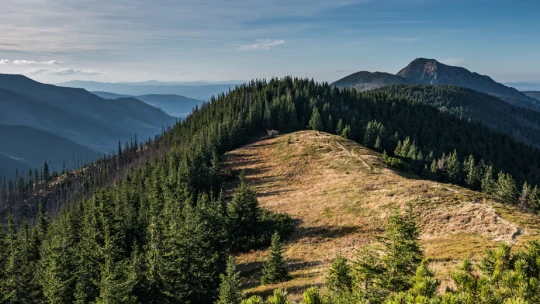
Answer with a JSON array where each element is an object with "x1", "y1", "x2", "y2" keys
[{"x1": 223, "y1": 131, "x2": 540, "y2": 300}]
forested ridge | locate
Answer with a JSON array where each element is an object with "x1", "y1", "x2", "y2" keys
[
  {"x1": 2, "y1": 77, "x2": 540, "y2": 303},
  {"x1": 375, "y1": 84, "x2": 540, "y2": 148}
]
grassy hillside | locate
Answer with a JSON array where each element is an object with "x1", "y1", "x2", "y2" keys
[{"x1": 223, "y1": 131, "x2": 540, "y2": 301}]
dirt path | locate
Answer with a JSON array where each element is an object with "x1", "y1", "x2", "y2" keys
[{"x1": 335, "y1": 138, "x2": 370, "y2": 169}]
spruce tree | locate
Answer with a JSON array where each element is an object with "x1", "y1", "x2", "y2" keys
[
  {"x1": 216, "y1": 256, "x2": 244, "y2": 304},
  {"x1": 308, "y1": 108, "x2": 323, "y2": 131},
  {"x1": 495, "y1": 172, "x2": 518, "y2": 204},
  {"x1": 380, "y1": 204, "x2": 423, "y2": 293},
  {"x1": 481, "y1": 165, "x2": 495, "y2": 194},
  {"x1": 261, "y1": 232, "x2": 290, "y2": 285},
  {"x1": 325, "y1": 255, "x2": 352, "y2": 294},
  {"x1": 228, "y1": 180, "x2": 261, "y2": 251},
  {"x1": 302, "y1": 287, "x2": 322, "y2": 304},
  {"x1": 341, "y1": 125, "x2": 351, "y2": 139},
  {"x1": 335, "y1": 119, "x2": 344, "y2": 135}
]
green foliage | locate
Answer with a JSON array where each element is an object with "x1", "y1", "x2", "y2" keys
[
  {"x1": 261, "y1": 232, "x2": 290, "y2": 285},
  {"x1": 341, "y1": 125, "x2": 351, "y2": 139},
  {"x1": 241, "y1": 295, "x2": 264, "y2": 304},
  {"x1": 384, "y1": 157, "x2": 409, "y2": 171},
  {"x1": 309, "y1": 108, "x2": 323, "y2": 131},
  {"x1": 266, "y1": 289, "x2": 292, "y2": 304},
  {"x1": 302, "y1": 287, "x2": 323, "y2": 304},
  {"x1": 216, "y1": 256, "x2": 244, "y2": 304},
  {"x1": 325, "y1": 255, "x2": 352, "y2": 294}
]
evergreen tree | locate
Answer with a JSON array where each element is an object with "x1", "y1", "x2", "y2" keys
[
  {"x1": 335, "y1": 119, "x2": 344, "y2": 135},
  {"x1": 481, "y1": 165, "x2": 495, "y2": 194},
  {"x1": 341, "y1": 125, "x2": 351, "y2": 139},
  {"x1": 325, "y1": 255, "x2": 352, "y2": 294},
  {"x1": 228, "y1": 180, "x2": 261, "y2": 251},
  {"x1": 302, "y1": 287, "x2": 322, "y2": 304},
  {"x1": 445, "y1": 150, "x2": 461, "y2": 183},
  {"x1": 266, "y1": 289, "x2": 292, "y2": 304},
  {"x1": 380, "y1": 205, "x2": 423, "y2": 293},
  {"x1": 308, "y1": 108, "x2": 323, "y2": 131},
  {"x1": 495, "y1": 172, "x2": 518, "y2": 204},
  {"x1": 216, "y1": 256, "x2": 244, "y2": 304},
  {"x1": 261, "y1": 232, "x2": 290, "y2": 285}
]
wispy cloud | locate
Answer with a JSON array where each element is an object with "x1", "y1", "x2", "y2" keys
[
  {"x1": 0, "y1": 59, "x2": 10, "y2": 64},
  {"x1": 238, "y1": 39, "x2": 286, "y2": 51},
  {"x1": 12, "y1": 59, "x2": 63, "y2": 65},
  {"x1": 440, "y1": 58, "x2": 465, "y2": 66},
  {"x1": 25, "y1": 68, "x2": 102, "y2": 76}
]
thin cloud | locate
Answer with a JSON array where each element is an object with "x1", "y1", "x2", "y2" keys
[
  {"x1": 440, "y1": 58, "x2": 465, "y2": 66},
  {"x1": 12, "y1": 59, "x2": 63, "y2": 65},
  {"x1": 25, "y1": 68, "x2": 102, "y2": 75},
  {"x1": 0, "y1": 59, "x2": 10, "y2": 64},
  {"x1": 238, "y1": 39, "x2": 286, "y2": 51}
]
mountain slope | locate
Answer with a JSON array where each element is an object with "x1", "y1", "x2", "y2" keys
[
  {"x1": 331, "y1": 71, "x2": 410, "y2": 91},
  {"x1": 523, "y1": 91, "x2": 540, "y2": 100},
  {"x1": 59, "y1": 80, "x2": 237, "y2": 100},
  {"x1": 92, "y1": 91, "x2": 203, "y2": 117},
  {"x1": 397, "y1": 58, "x2": 539, "y2": 108},
  {"x1": 224, "y1": 131, "x2": 540, "y2": 300},
  {"x1": 0, "y1": 125, "x2": 99, "y2": 176},
  {"x1": 0, "y1": 74, "x2": 176, "y2": 152},
  {"x1": 376, "y1": 85, "x2": 540, "y2": 148}
]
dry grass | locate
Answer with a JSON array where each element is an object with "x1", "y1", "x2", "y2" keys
[{"x1": 222, "y1": 131, "x2": 540, "y2": 301}]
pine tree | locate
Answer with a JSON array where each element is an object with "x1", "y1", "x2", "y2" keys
[
  {"x1": 481, "y1": 165, "x2": 495, "y2": 194},
  {"x1": 519, "y1": 182, "x2": 531, "y2": 210},
  {"x1": 325, "y1": 255, "x2": 352, "y2": 294},
  {"x1": 381, "y1": 204, "x2": 423, "y2": 293},
  {"x1": 308, "y1": 108, "x2": 323, "y2": 131},
  {"x1": 408, "y1": 261, "x2": 440, "y2": 298},
  {"x1": 341, "y1": 125, "x2": 351, "y2": 139},
  {"x1": 495, "y1": 172, "x2": 518, "y2": 204},
  {"x1": 445, "y1": 150, "x2": 461, "y2": 183},
  {"x1": 302, "y1": 287, "x2": 322, "y2": 304},
  {"x1": 266, "y1": 289, "x2": 292, "y2": 304},
  {"x1": 374, "y1": 136, "x2": 382, "y2": 150},
  {"x1": 261, "y1": 232, "x2": 290, "y2": 285},
  {"x1": 335, "y1": 119, "x2": 344, "y2": 135},
  {"x1": 228, "y1": 180, "x2": 261, "y2": 251},
  {"x1": 216, "y1": 256, "x2": 244, "y2": 304}
]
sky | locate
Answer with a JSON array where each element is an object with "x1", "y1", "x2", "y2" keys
[{"x1": 1, "y1": 0, "x2": 539, "y2": 84}]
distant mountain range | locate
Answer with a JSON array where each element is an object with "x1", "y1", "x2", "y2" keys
[
  {"x1": 0, "y1": 74, "x2": 176, "y2": 177},
  {"x1": 0, "y1": 125, "x2": 99, "y2": 177},
  {"x1": 91, "y1": 92, "x2": 203, "y2": 117},
  {"x1": 333, "y1": 58, "x2": 540, "y2": 109},
  {"x1": 523, "y1": 91, "x2": 540, "y2": 100},
  {"x1": 332, "y1": 71, "x2": 410, "y2": 91},
  {"x1": 59, "y1": 80, "x2": 240, "y2": 100},
  {"x1": 506, "y1": 82, "x2": 540, "y2": 91}
]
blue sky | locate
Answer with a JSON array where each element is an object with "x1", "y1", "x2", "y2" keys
[{"x1": 1, "y1": 0, "x2": 539, "y2": 84}]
